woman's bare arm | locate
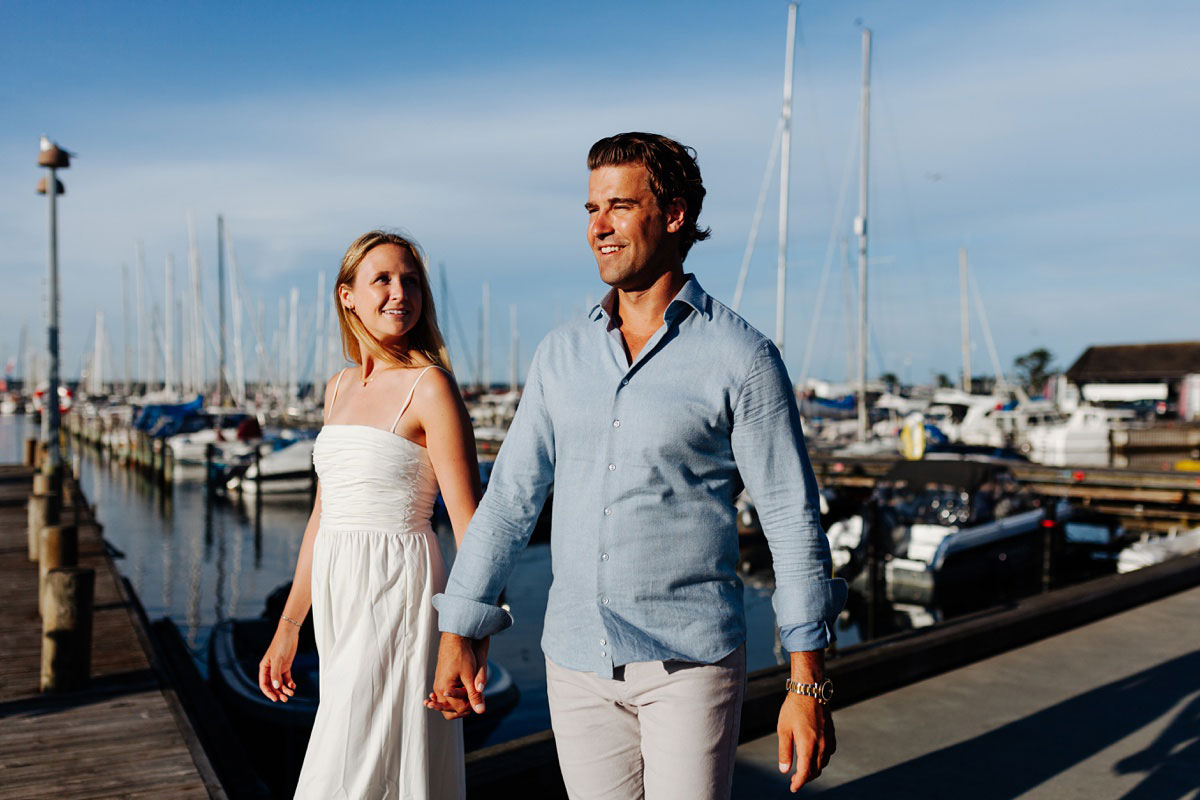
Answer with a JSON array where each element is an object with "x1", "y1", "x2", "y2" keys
[
  {"x1": 419, "y1": 368, "x2": 483, "y2": 547},
  {"x1": 258, "y1": 371, "x2": 340, "y2": 702}
]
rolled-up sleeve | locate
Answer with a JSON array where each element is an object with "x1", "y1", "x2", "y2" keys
[
  {"x1": 730, "y1": 340, "x2": 847, "y2": 649},
  {"x1": 433, "y1": 344, "x2": 557, "y2": 639}
]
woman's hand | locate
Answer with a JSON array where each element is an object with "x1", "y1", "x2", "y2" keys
[{"x1": 258, "y1": 622, "x2": 300, "y2": 702}]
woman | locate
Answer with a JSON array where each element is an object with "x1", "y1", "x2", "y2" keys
[{"x1": 259, "y1": 230, "x2": 482, "y2": 799}]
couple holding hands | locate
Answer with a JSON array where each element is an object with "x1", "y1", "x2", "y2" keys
[{"x1": 258, "y1": 132, "x2": 846, "y2": 800}]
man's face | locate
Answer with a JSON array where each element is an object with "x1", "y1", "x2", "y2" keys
[{"x1": 585, "y1": 163, "x2": 684, "y2": 290}]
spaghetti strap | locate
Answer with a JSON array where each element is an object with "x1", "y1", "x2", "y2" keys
[
  {"x1": 390, "y1": 366, "x2": 440, "y2": 433},
  {"x1": 326, "y1": 368, "x2": 348, "y2": 421}
]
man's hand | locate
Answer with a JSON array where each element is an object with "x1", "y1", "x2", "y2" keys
[
  {"x1": 426, "y1": 632, "x2": 489, "y2": 720},
  {"x1": 777, "y1": 650, "x2": 836, "y2": 792}
]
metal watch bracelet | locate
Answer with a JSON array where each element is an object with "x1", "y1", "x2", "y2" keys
[{"x1": 785, "y1": 678, "x2": 833, "y2": 705}]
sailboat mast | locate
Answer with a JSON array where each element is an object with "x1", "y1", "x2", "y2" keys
[
  {"x1": 92, "y1": 310, "x2": 104, "y2": 395},
  {"x1": 288, "y1": 287, "x2": 299, "y2": 401},
  {"x1": 775, "y1": 1, "x2": 797, "y2": 355},
  {"x1": 217, "y1": 215, "x2": 228, "y2": 406},
  {"x1": 960, "y1": 247, "x2": 971, "y2": 392},
  {"x1": 165, "y1": 254, "x2": 174, "y2": 396},
  {"x1": 187, "y1": 213, "x2": 205, "y2": 398},
  {"x1": 136, "y1": 242, "x2": 147, "y2": 392},
  {"x1": 509, "y1": 303, "x2": 518, "y2": 392},
  {"x1": 313, "y1": 270, "x2": 326, "y2": 404},
  {"x1": 856, "y1": 27, "x2": 872, "y2": 441},
  {"x1": 481, "y1": 282, "x2": 491, "y2": 391},
  {"x1": 222, "y1": 224, "x2": 248, "y2": 407}
]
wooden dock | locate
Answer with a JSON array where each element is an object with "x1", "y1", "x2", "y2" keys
[
  {"x1": 0, "y1": 466, "x2": 222, "y2": 799},
  {"x1": 733, "y1": 577, "x2": 1200, "y2": 798}
]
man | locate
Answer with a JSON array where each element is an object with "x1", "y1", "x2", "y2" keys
[{"x1": 431, "y1": 132, "x2": 846, "y2": 798}]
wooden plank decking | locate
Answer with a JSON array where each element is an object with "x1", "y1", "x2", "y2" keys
[{"x1": 0, "y1": 469, "x2": 220, "y2": 799}]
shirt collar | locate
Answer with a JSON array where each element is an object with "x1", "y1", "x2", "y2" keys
[{"x1": 588, "y1": 273, "x2": 712, "y2": 325}]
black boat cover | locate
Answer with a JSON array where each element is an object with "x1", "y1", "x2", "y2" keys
[{"x1": 882, "y1": 458, "x2": 1008, "y2": 491}]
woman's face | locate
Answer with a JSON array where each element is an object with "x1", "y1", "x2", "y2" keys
[{"x1": 340, "y1": 244, "x2": 424, "y2": 347}]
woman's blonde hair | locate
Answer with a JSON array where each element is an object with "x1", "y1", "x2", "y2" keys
[{"x1": 335, "y1": 230, "x2": 452, "y2": 372}]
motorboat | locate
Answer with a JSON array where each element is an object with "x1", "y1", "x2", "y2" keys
[
  {"x1": 227, "y1": 437, "x2": 317, "y2": 495},
  {"x1": 830, "y1": 457, "x2": 1071, "y2": 606},
  {"x1": 207, "y1": 616, "x2": 519, "y2": 759},
  {"x1": 1116, "y1": 527, "x2": 1200, "y2": 573},
  {"x1": 165, "y1": 411, "x2": 260, "y2": 466},
  {"x1": 1024, "y1": 405, "x2": 1135, "y2": 466}
]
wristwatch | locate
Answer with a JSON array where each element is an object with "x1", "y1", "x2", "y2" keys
[{"x1": 785, "y1": 678, "x2": 834, "y2": 705}]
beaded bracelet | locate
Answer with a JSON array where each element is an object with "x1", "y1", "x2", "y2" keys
[{"x1": 281, "y1": 614, "x2": 303, "y2": 628}]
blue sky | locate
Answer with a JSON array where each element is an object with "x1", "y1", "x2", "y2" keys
[{"x1": 2, "y1": 0, "x2": 1196, "y2": 389}]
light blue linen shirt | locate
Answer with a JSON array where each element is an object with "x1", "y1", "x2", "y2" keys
[{"x1": 433, "y1": 275, "x2": 847, "y2": 678}]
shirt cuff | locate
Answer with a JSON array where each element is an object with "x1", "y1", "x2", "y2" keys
[
  {"x1": 432, "y1": 593, "x2": 513, "y2": 639},
  {"x1": 779, "y1": 620, "x2": 834, "y2": 652}
]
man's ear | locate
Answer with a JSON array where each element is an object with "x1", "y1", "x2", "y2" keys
[{"x1": 665, "y1": 197, "x2": 687, "y2": 234}]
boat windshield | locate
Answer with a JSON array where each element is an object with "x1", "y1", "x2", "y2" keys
[
  {"x1": 886, "y1": 486, "x2": 982, "y2": 527},
  {"x1": 881, "y1": 471, "x2": 1033, "y2": 528}
]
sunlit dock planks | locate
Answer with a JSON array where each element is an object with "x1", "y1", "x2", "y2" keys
[
  {"x1": 733, "y1": 577, "x2": 1200, "y2": 798},
  {"x1": 0, "y1": 467, "x2": 221, "y2": 799}
]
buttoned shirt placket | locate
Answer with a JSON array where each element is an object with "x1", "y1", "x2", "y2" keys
[{"x1": 594, "y1": 311, "x2": 676, "y2": 673}]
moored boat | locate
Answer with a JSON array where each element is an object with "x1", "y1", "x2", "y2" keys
[{"x1": 208, "y1": 617, "x2": 520, "y2": 753}]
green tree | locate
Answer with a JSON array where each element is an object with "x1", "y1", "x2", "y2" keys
[
  {"x1": 936, "y1": 373, "x2": 952, "y2": 389},
  {"x1": 1014, "y1": 348, "x2": 1055, "y2": 394},
  {"x1": 881, "y1": 372, "x2": 899, "y2": 391}
]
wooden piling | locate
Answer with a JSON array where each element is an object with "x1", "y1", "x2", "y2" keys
[
  {"x1": 27, "y1": 492, "x2": 60, "y2": 562},
  {"x1": 38, "y1": 524, "x2": 78, "y2": 617},
  {"x1": 40, "y1": 566, "x2": 94, "y2": 692},
  {"x1": 254, "y1": 445, "x2": 263, "y2": 493},
  {"x1": 162, "y1": 442, "x2": 174, "y2": 485},
  {"x1": 24, "y1": 437, "x2": 38, "y2": 468}
]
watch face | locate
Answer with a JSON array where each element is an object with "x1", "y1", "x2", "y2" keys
[{"x1": 819, "y1": 680, "x2": 834, "y2": 702}]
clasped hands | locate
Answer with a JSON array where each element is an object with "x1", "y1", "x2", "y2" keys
[{"x1": 425, "y1": 632, "x2": 491, "y2": 720}]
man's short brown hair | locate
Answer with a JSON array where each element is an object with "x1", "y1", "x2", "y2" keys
[{"x1": 587, "y1": 132, "x2": 712, "y2": 261}]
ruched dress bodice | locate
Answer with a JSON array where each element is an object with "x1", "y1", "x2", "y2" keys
[{"x1": 314, "y1": 424, "x2": 439, "y2": 533}]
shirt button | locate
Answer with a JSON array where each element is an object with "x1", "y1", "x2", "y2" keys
[
  {"x1": 601, "y1": 553, "x2": 609, "y2": 561},
  {"x1": 620, "y1": 378, "x2": 629, "y2": 386},
  {"x1": 601, "y1": 651, "x2": 607, "y2": 658},
  {"x1": 600, "y1": 638, "x2": 607, "y2": 646},
  {"x1": 603, "y1": 507, "x2": 612, "y2": 516},
  {"x1": 612, "y1": 419, "x2": 621, "y2": 428},
  {"x1": 601, "y1": 596, "x2": 609, "y2": 605},
  {"x1": 608, "y1": 463, "x2": 616, "y2": 471}
]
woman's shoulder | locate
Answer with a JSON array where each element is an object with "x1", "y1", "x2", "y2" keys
[{"x1": 411, "y1": 363, "x2": 458, "y2": 398}]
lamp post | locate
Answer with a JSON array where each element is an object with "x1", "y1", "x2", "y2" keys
[{"x1": 37, "y1": 136, "x2": 71, "y2": 495}]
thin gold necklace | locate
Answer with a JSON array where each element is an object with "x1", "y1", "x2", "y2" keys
[{"x1": 361, "y1": 366, "x2": 390, "y2": 386}]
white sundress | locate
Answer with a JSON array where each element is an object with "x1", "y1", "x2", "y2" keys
[{"x1": 294, "y1": 366, "x2": 465, "y2": 800}]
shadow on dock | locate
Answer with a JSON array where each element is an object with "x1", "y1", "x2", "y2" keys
[{"x1": 781, "y1": 650, "x2": 1200, "y2": 799}]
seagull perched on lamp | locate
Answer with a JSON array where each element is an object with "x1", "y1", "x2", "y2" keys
[{"x1": 37, "y1": 135, "x2": 73, "y2": 168}]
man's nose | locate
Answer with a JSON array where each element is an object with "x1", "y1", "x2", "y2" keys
[{"x1": 589, "y1": 209, "x2": 613, "y2": 239}]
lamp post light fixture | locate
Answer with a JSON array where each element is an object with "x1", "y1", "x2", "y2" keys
[{"x1": 37, "y1": 136, "x2": 72, "y2": 496}]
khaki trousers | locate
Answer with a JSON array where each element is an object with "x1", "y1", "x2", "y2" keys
[{"x1": 545, "y1": 645, "x2": 746, "y2": 800}]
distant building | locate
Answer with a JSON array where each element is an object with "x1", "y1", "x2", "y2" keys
[{"x1": 1065, "y1": 341, "x2": 1200, "y2": 420}]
